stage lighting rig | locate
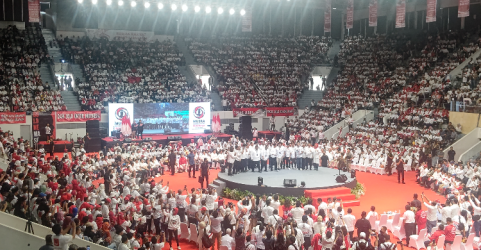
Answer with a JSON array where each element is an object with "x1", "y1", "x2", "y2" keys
[
  {"x1": 182, "y1": 4, "x2": 188, "y2": 12},
  {"x1": 130, "y1": 1, "x2": 136, "y2": 7},
  {"x1": 217, "y1": 7, "x2": 223, "y2": 14},
  {"x1": 240, "y1": 9, "x2": 246, "y2": 16},
  {"x1": 229, "y1": 8, "x2": 235, "y2": 15},
  {"x1": 144, "y1": 2, "x2": 150, "y2": 8},
  {"x1": 194, "y1": 5, "x2": 200, "y2": 12},
  {"x1": 118, "y1": 0, "x2": 124, "y2": 6},
  {"x1": 205, "y1": 6, "x2": 211, "y2": 13},
  {"x1": 171, "y1": 3, "x2": 177, "y2": 11},
  {"x1": 106, "y1": 0, "x2": 112, "y2": 5},
  {"x1": 157, "y1": 2, "x2": 163, "y2": 9}
]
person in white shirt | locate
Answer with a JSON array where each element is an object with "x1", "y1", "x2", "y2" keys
[
  {"x1": 290, "y1": 201, "x2": 305, "y2": 224},
  {"x1": 441, "y1": 200, "x2": 452, "y2": 224},
  {"x1": 210, "y1": 210, "x2": 224, "y2": 250},
  {"x1": 298, "y1": 215, "x2": 313, "y2": 250},
  {"x1": 343, "y1": 208, "x2": 356, "y2": 239},
  {"x1": 261, "y1": 199, "x2": 275, "y2": 225},
  {"x1": 167, "y1": 207, "x2": 181, "y2": 250},
  {"x1": 250, "y1": 145, "x2": 261, "y2": 172},
  {"x1": 366, "y1": 206, "x2": 379, "y2": 220},
  {"x1": 422, "y1": 194, "x2": 440, "y2": 234},
  {"x1": 403, "y1": 204, "x2": 416, "y2": 246},
  {"x1": 220, "y1": 228, "x2": 236, "y2": 250},
  {"x1": 52, "y1": 221, "x2": 76, "y2": 250}
]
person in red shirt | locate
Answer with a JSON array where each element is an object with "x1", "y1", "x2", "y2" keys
[
  {"x1": 444, "y1": 218, "x2": 456, "y2": 244},
  {"x1": 424, "y1": 224, "x2": 445, "y2": 247},
  {"x1": 415, "y1": 206, "x2": 428, "y2": 233}
]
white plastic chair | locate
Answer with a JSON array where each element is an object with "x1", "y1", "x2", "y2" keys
[
  {"x1": 387, "y1": 213, "x2": 400, "y2": 232},
  {"x1": 393, "y1": 218, "x2": 406, "y2": 240},
  {"x1": 180, "y1": 223, "x2": 190, "y2": 240},
  {"x1": 436, "y1": 235, "x2": 445, "y2": 250},
  {"x1": 375, "y1": 214, "x2": 388, "y2": 232},
  {"x1": 189, "y1": 224, "x2": 198, "y2": 243},
  {"x1": 409, "y1": 228, "x2": 427, "y2": 250},
  {"x1": 359, "y1": 164, "x2": 367, "y2": 172},
  {"x1": 461, "y1": 233, "x2": 475, "y2": 250},
  {"x1": 447, "y1": 235, "x2": 462, "y2": 250}
]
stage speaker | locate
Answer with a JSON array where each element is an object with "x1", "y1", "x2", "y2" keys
[
  {"x1": 258, "y1": 177, "x2": 263, "y2": 186},
  {"x1": 87, "y1": 128, "x2": 100, "y2": 138},
  {"x1": 239, "y1": 116, "x2": 252, "y2": 124},
  {"x1": 144, "y1": 137, "x2": 152, "y2": 141},
  {"x1": 283, "y1": 179, "x2": 297, "y2": 187},
  {"x1": 204, "y1": 129, "x2": 212, "y2": 134},
  {"x1": 86, "y1": 120, "x2": 99, "y2": 128},
  {"x1": 351, "y1": 170, "x2": 356, "y2": 178},
  {"x1": 336, "y1": 174, "x2": 348, "y2": 183},
  {"x1": 124, "y1": 138, "x2": 132, "y2": 143}
]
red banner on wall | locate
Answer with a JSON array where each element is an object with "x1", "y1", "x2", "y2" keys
[
  {"x1": 28, "y1": 0, "x2": 40, "y2": 23},
  {"x1": 458, "y1": 0, "x2": 470, "y2": 17},
  {"x1": 324, "y1": 0, "x2": 331, "y2": 33},
  {"x1": 232, "y1": 108, "x2": 265, "y2": 117},
  {"x1": 346, "y1": 0, "x2": 354, "y2": 30},
  {"x1": 266, "y1": 107, "x2": 296, "y2": 117},
  {"x1": 426, "y1": 0, "x2": 437, "y2": 23},
  {"x1": 395, "y1": 0, "x2": 406, "y2": 28},
  {"x1": 0, "y1": 112, "x2": 26, "y2": 124},
  {"x1": 56, "y1": 111, "x2": 102, "y2": 122},
  {"x1": 369, "y1": 0, "x2": 378, "y2": 27}
]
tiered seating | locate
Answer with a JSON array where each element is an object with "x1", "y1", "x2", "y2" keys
[
  {"x1": 0, "y1": 24, "x2": 65, "y2": 112},
  {"x1": 188, "y1": 35, "x2": 331, "y2": 108},
  {"x1": 57, "y1": 36, "x2": 210, "y2": 111}
]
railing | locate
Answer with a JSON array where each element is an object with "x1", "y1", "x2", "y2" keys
[
  {"x1": 443, "y1": 128, "x2": 481, "y2": 162},
  {"x1": 459, "y1": 141, "x2": 481, "y2": 163}
]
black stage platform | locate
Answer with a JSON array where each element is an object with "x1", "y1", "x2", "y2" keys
[{"x1": 217, "y1": 167, "x2": 357, "y2": 196}]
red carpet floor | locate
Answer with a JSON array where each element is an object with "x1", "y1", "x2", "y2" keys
[{"x1": 91, "y1": 169, "x2": 445, "y2": 249}]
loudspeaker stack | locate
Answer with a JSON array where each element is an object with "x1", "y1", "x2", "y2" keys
[
  {"x1": 239, "y1": 116, "x2": 252, "y2": 140},
  {"x1": 86, "y1": 120, "x2": 101, "y2": 152}
]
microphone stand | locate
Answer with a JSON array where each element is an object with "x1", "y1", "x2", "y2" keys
[{"x1": 25, "y1": 179, "x2": 34, "y2": 234}]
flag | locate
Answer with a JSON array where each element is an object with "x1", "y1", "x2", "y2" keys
[
  {"x1": 216, "y1": 114, "x2": 222, "y2": 132},
  {"x1": 121, "y1": 115, "x2": 131, "y2": 136}
]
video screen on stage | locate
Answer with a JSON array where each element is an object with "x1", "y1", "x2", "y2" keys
[{"x1": 108, "y1": 102, "x2": 210, "y2": 136}]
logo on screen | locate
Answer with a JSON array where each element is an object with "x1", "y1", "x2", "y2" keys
[
  {"x1": 193, "y1": 106, "x2": 205, "y2": 119},
  {"x1": 115, "y1": 107, "x2": 129, "y2": 120}
]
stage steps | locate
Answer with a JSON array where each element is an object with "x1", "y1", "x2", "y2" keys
[{"x1": 305, "y1": 187, "x2": 360, "y2": 208}]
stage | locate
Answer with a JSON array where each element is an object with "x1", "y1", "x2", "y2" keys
[
  {"x1": 217, "y1": 167, "x2": 357, "y2": 196},
  {"x1": 101, "y1": 133, "x2": 233, "y2": 148},
  {"x1": 38, "y1": 140, "x2": 73, "y2": 152},
  {"x1": 258, "y1": 131, "x2": 282, "y2": 140}
]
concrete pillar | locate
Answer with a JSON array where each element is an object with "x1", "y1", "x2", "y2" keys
[
  {"x1": 414, "y1": 10, "x2": 418, "y2": 29},
  {"x1": 461, "y1": 17, "x2": 465, "y2": 29}
]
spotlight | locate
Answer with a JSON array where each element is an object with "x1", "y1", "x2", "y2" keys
[
  {"x1": 217, "y1": 7, "x2": 223, "y2": 14},
  {"x1": 91, "y1": 0, "x2": 97, "y2": 4},
  {"x1": 333, "y1": 7, "x2": 336, "y2": 9},
  {"x1": 157, "y1": 2, "x2": 163, "y2": 9},
  {"x1": 106, "y1": 0, "x2": 112, "y2": 5},
  {"x1": 229, "y1": 8, "x2": 235, "y2": 15},
  {"x1": 171, "y1": 3, "x2": 177, "y2": 11},
  {"x1": 130, "y1": 1, "x2": 136, "y2": 7},
  {"x1": 181, "y1": 4, "x2": 187, "y2": 12},
  {"x1": 118, "y1": 0, "x2": 124, "y2": 6},
  {"x1": 194, "y1": 5, "x2": 200, "y2": 12},
  {"x1": 144, "y1": 2, "x2": 149, "y2": 8},
  {"x1": 240, "y1": 9, "x2": 246, "y2": 16},
  {"x1": 77, "y1": 0, "x2": 83, "y2": 3},
  {"x1": 205, "y1": 6, "x2": 211, "y2": 13}
]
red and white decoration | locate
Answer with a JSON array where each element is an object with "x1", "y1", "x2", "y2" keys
[
  {"x1": 346, "y1": 0, "x2": 354, "y2": 30},
  {"x1": 395, "y1": 0, "x2": 406, "y2": 28},
  {"x1": 458, "y1": 0, "x2": 470, "y2": 18},
  {"x1": 211, "y1": 114, "x2": 222, "y2": 133},
  {"x1": 324, "y1": 0, "x2": 331, "y2": 33},
  {"x1": 426, "y1": 0, "x2": 437, "y2": 23},
  {"x1": 369, "y1": 0, "x2": 378, "y2": 27},
  {"x1": 121, "y1": 115, "x2": 132, "y2": 136}
]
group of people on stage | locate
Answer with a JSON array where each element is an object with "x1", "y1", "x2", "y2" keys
[{"x1": 131, "y1": 120, "x2": 145, "y2": 139}]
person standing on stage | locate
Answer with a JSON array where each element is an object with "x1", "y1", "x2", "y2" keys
[
  {"x1": 200, "y1": 158, "x2": 210, "y2": 189},
  {"x1": 187, "y1": 150, "x2": 196, "y2": 178},
  {"x1": 269, "y1": 143, "x2": 277, "y2": 171},
  {"x1": 276, "y1": 143, "x2": 284, "y2": 170},
  {"x1": 260, "y1": 144, "x2": 269, "y2": 172},
  {"x1": 45, "y1": 123, "x2": 53, "y2": 141},
  {"x1": 386, "y1": 152, "x2": 394, "y2": 176},
  {"x1": 227, "y1": 146, "x2": 235, "y2": 176},
  {"x1": 233, "y1": 146, "x2": 242, "y2": 175},
  {"x1": 250, "y1": 145, "x2": 261, "y2": 172},
  {"x1": 396, "y1": 157, "x2": 405, "y2": 184},
  {"x1": 270, "y1": 115, "x2": 275, "y2": 131},
  {"x1": 138, "y1": 120, "x2": 144, "y2": 139},
  {"x1": 84, "y1": 133, "x2": 90, "y2": 151},
  {"x1": 169, "y1": 149, "x2": 177, "y2": 175},
  {"x1": 131, "y1": 121, "x2": 138, "y2": 139},
  {"x1": 252, "y1": 128, "x2": 258, "y2": 140}
]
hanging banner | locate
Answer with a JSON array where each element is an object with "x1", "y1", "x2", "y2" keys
[
  {"x1": 241, "y1": 8, "x2": 252, "y2": 32},
  {"x1": 232, "y1": 108, "x2": 266, "y2": 117},
  {"x1": 56, "y1": 111, "x2": 102, "y2": 122},
  {"x1": 0, "y1": 112, "x2": 26, "y2": 124},
  {"x1": 346, "y1": 0, "x2": 354, "y2": 30},
  {"x1": 426, "y1": 0, "x2": 437, "y2": 23},
  {"x1": 395, "y1": 0, "x2": 406, "y2": 28},
  {"x1": 458, "y1": 0, "x2": 470, "y2": 18},
  {"x1": 28, "y1": 0, "x2": 40, "y2": 23},
  {"x1": 32, "y1": 112, "x2": 55, "y2": 145},
  {"x1": 86, "y1": 29, "x2": 155, "y2": 42},
  {"x1": 324, "y1": 0, "x2": 332, "y2": 33},
  {"x1": 266, "y1": 107, "x2": 296, "y2": 117},
  {"x1": 369, "y1": 0, "x2": 378, "y2": 27}
]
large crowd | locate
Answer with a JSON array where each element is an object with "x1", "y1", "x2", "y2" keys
[
  {"x1": 0, "y1": 24, "x2": 66, "y2": 112},
  {"x1": 57, "y1": 36, "x2": 211, "y2": 111},
  {"x1": 188, "y1": 35, "x2": 331, "y2": 109}
]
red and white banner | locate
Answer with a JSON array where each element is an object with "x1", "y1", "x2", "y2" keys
[
  {"x1": 324, "y1": 0, "x2": 331, "y2": 33},
  {"x1": 266, "y1": 107, "x2": 296, "y2": 117},
  {"x1": 346, "y1": 0, "x2": 354, "y2": 30},
  {"x1": 395, "y1": 0, "x2": 406, "y2": 28},
  {"x1": 232, "y1": 108, "x2": 265, "y2": 117},
  {"x1": 458, "y1": 0, "x2": 470, "y2": 18},
  {"x1": 56, "y1": 111, "x2": 102, "y2": 122},
  {"x1": 369, "y1": 0, "x2": 378, "y2": 27},
  {"x1": 0, "y1": 112, "x2": 26, "y2": 124},
  {"x1": 241, "y1": 8, "x2": 252, "y2": 32},
  {"x1": 426, "y1": 0, "x2": 437, "y2": 23},
  {"x1": 28, "y1": 0, "x2": 40, "y2": 23},
  {"x1": 86, "y1": 29, "x2": 155, "y2": 42}
]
